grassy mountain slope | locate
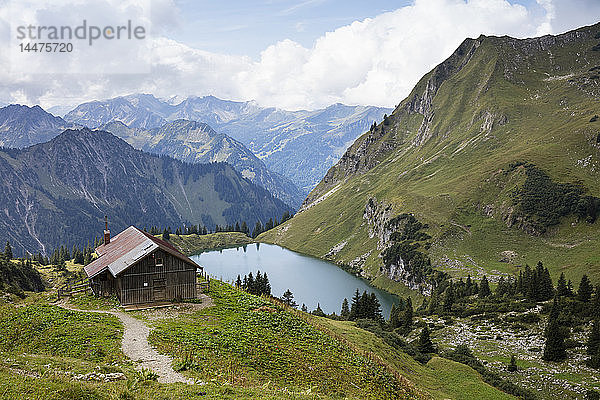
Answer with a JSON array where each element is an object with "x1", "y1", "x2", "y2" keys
[
  {"x1": 0, "y1": 279, "x2": 516, "y2": 400},
  {"x1": 261, "y1": 23, "x2": 600, "y2": 293},
  {"x1": 0, "y1": 128, "x2": 291, "y2": 255},
  {"x1": 320, "y1": 318, "x2": 515, "y2": 400}
]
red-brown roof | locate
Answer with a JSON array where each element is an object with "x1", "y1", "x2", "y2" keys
[{"x1": 84, "y1": 226, "x2": 200, "y2": 278}]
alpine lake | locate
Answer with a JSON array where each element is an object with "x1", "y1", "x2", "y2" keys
[{"x1": 191, "y1": 243, "x2": 400, "y2": 318}]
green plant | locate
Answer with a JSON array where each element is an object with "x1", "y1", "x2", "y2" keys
[
  {"x1": 173, "y1": 350, "x2": 200, "y2": 372},
  {"x1": 135, "y1": 367, "x2": 159, "y2": 382}
]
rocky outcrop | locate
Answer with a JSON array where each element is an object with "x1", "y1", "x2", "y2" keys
[
  {"x1": 364, "y1": 197, "x2": 396, "y2": 250},
  {"x1": 324, "y1": 240, "x2": 347, "y2": 258},
  {"x1": 348, "y1": 251, "x2": 372, "y2": 275},
  {"x1": 481, "y1": 199, "x2": 539, "y2": 236},
  {"x1": 477, "y1": 110, "x2": 508, "y2": 133},
  {"x1": 363, "y1": 197, "x2": 433, "y2": 294}
]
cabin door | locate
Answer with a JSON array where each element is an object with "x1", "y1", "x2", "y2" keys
[{"x1": 153, "y1": 278, "x2": 166, "y2": 301}]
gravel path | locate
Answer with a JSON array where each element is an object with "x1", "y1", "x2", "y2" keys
[{"x1": 56, "y1": 302, "x2": 193, "y2": 384}]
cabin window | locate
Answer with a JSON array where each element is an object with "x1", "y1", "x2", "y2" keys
[
  {"x1": 150, "y1": 253, "x2": 164, "y2": 267},
  {"x1": 143, "y1": 282, "x2": 148, "y2": 287}
]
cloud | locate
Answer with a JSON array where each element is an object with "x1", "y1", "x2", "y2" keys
[{"x1": 0, "y1": 0, "x2": 598, "y2": 111}]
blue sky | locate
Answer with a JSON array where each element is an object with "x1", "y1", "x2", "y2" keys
[
  {"x1": 171, "y1": 0, "x2": 406, "y2": 57},
  {"x1": 170, "y1": 0, "x2": 550, "y2": 58}
]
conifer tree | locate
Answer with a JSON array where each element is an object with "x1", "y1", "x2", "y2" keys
[
  {"x1": 538, "y1": 266, "x2": 554, "y2": 301},
  {"x1": 389, "y1": 304, "x2": 399, "y2": 329},
  {"x1": 578, "y1": 275, "x2": 593, "y2": 303},
  {"x1": 281, "y1": 289, "x2": 297, "y2": 308},
  {"x1": 479, "y1": 276, "x2": 491, "y2": 298},
  {"x1": 252, "y1": 221, "x2": 263, "y2": 238},
  {"x1": 369, "y1": 293, "x2": 383, "y2": 321},
  {"x1": 588, "y1": 346, "x2": 600, "y2": 369},
  {"x1": 241, "y1": 221, "x2": 249, "y2": 236},
  {"x1": 417, "y1": 326, "x2": 435, "y2": 354},
  {"x1": 443, "y1": 282, "x2": 455, "y2": 312},
  {"x1": 312, "y1": 303, "x2": 325, "y2": 317},
  {"x1": 543, "y1": 297, "x2": 567, "y2": 362},
  {"x1": 263, "y1": 273, "x2": 271, "y2": 296},
  {"x1": 586, "y1": 390, "x2": 600, "y2": 400},
  {"x1": 349, "y1": 289, "x2": 361, "y2": 320},
  {"x1": 341, "y1": 298, "x2": 350, "y2": 319},
  {"x1": 236, "y1": 275, "x2": 242, "y2": 288},
  {"x1": 466, "y1": 275, "x2": 474, "y2": 295},
  {"x1": 517, "y1": 271, "x2": 524, "y2": 295},
  {"x1": 495, "y1": 276, "x2": 508, "y2": 297},
  {"x1": 265, "y1": 218, "x2": 274, "y2": 231},
  {"x1": 507, "y1": 355, "x2": 518, "y2": 372},
  {"x1": 301, "y1": 303, "x2": 308, "y2": 312},
  {"x1": 255, "y1": 271, "x2": 263, "y2": 293},
  {"x1": 593, "y1": 286, "x2": 600, "y2": 319},
  {"x1": 246, "y1": 272, "x2": 254, "y2": 292},
  {"x1": 556, "y1": 273, "x2": 569, "y2": 297},
  {"x1": 428, "y1": 291, "x2": 440, "y2": 315},
  {"x1": 587, "y1": 320, "x2": 600, "y2": 357},
  {"x1": 4, "y1": 241, "x2": 12, "y2": 260}
]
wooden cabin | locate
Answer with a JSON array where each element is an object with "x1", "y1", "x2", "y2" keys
[{"x1": 84, "y1": 225, "x2": 201, "y2": 305}]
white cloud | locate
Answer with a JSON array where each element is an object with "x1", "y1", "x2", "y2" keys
[{"x1": 0, "y1": 0, "x2": 598, "y2": 111}]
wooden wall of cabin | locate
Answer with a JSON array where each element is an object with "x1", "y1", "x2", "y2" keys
[
  {"x1": 117, "y1": 249, "x2": 197, "y2": 305},
  {"x1": 90, "y1": 271, "x2": 119, "y2": 301}
]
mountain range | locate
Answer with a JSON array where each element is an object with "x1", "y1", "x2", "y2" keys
[
  {"x1": 64, "y1": 95, "x2": 391, "y2": 191},
  {"x1": 0, "y1": 104, "x2": 77, "y2": 148},
  {"x1": 0, "y1": 104, "x2": 304, "y2": 208},
  {"x1": 98, "y1": 120, "x2": 304, "y2": 207},
  {"x1": 261, "y1": 23, "x2": 600, "y2": 294},
  {"x1": 0, "y1": 128, "x2": 291, "y2": 255}
]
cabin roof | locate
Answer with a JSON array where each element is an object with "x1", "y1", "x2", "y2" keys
[{"x1": 84, "y1": 226, "x2": 200, "y2": 278}]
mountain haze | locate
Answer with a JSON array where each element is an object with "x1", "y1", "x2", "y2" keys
[
  {"x1": 262, "y1": 23, "x2": 600, "y2": 293},
  {"x1": 0, "y1": 104, "x2": 304, "y2": 208}
]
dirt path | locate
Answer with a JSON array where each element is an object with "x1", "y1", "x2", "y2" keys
[{"x1": 56, "y1": 302, "x2": 194, "y2": 384}]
